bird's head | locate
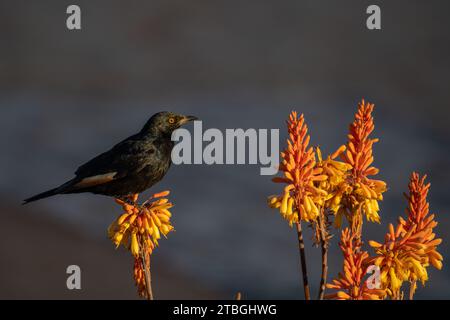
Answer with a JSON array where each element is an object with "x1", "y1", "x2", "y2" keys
[{"x1": 141, "y1": 112, "x2": 198, "y2": 136}]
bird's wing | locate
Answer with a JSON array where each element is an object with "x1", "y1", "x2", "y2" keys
[
  {"x1": 73, "y1": 137, "x2": 153, "y2": 188},
  {"x1": 72, "y1": 172, "x2": 118, "y2": 188}
]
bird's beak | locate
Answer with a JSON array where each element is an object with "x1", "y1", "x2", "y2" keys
[{"x1": 179, "y1": 115, "x2": 198, "y2": 125}]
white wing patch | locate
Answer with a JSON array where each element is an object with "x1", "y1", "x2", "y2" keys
[{"x1": 73, "y1": 172, "x2": 117, "y2": 188}]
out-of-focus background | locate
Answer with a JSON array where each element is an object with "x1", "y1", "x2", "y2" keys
[{"x1": 0, "y1": 0, "x2": 449, "y2": 299}]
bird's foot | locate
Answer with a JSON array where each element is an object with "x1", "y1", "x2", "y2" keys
[{"x1": 117, "y1": 194, "x2": 140, "y2": 207}]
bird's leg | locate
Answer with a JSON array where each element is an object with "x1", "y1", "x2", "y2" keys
[
  {"x1": 117, "y1": 194, "x2": 139, "y2": 206},
  {"x1": 116, "y1": 195, "x2": 131, "y2": 205},
  {"x1": 141, "y1": 198, "x2": 152, "y2": 207}
]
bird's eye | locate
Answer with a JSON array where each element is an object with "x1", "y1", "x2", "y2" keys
[{"x1": 168, "y1": 117, "x2": 175, "y2": 124}]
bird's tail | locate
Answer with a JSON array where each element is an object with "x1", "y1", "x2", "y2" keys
[{"x1": 23, "y1": 187, "x2": 60, "y2": 204}]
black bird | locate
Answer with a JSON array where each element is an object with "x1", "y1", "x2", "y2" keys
[{"x1": 23, "y1": 112, "x2": 197, "y2": 204}]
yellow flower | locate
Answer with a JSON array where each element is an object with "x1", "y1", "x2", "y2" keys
[
  {"x1": 325, "y1": 228, "x2": 386, "y2": 300},
  {"x1": 108, "y1": 191, "x2": 175, "y2": 299},
  {"x1": 108, "y1": 191, "x2": 174, "y2": 257},
  {"x1": 268, "y1": 112, "x2": 328, "y2": 225},
  {"x1": 314, "y1": 146, "x2": 351, "y2": 222},
  {"x1": 369, "y1": 173, "x2": 443, "y2": 299},
  {"x1": 337, "y1": 100, "x2": 387, "y2": 233}
]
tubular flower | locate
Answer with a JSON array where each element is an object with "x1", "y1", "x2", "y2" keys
[
  {"x1": 325, "y1": 228, "x2": 386, "y2": 300},
  {"x1": 314, "y1": 146, "x2": 352, "y2": 219},
  {"x1": 369, "y1": 173, "x2": 443, "y2": 299},
  {"x1": 337, "y1": 100, "x2": 387, "y2": 232},
  {"x1": 268, "y1": 112, "x2": 328, "y2": 225},
  {"x1": 108, "y1": 191, "x2": 174, "y2": 257}
]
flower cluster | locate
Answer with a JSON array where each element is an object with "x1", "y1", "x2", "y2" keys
[
  {"x1": 267, "y1": 99, "x2": 443, "y2": 300},
  {"x1": 369, "y1": 173, "x2": 442, "y2": 299},
  {"x1": 332, "y1": 100, "x2": 387, "y2": 233},
  {"x1": 325, "y1": 228, "x2": 386, "y2": 300},
  {"x1": 108, "y1": 191, "x2": 174, "y2": 256},
  {"x1": 268, "y1": 112, "x2": 328, "y2": 225},
  {"x1": 269, "y1": 101, "x2": 386, "y2": 235},
  {"x1": 314, "y1": 146, "x2": 351, "y2": 226},
  {"x1": 108, "y1": 191, "x2": 174, "y2": 298}
]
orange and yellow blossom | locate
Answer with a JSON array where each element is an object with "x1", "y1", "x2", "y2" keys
[
  {"x1": 108, "y1": 191, "x2": 174, "y2": 298},
  {"x1": 108, "y1": 191, "x2": 174, "y2": 256},
  {"x1": 268, "y1": 112, "x2": 328, "y2": 225},
  {"x1": 369, "y1": 173, "x2": 443, "y2": 299},
  {"x1": 334, "y1": 100, "x2": 387, "y2": 233},
  {"x1": 314, "y1": 146, "x2": 352, "y2": 220},
  {"x1": 325, "y1": 228, "x2": 386, "y2": 300}
]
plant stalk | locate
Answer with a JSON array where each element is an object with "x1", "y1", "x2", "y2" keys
[
  {"x1": 317, "y1": 210, "x2": 329, "y2": 300},
  {"x1": 296, "y1": 221, "x2": 311, "y2": 300},
  {"x1": 141, "y1": 244, "x2": 154, "y2": 300}
]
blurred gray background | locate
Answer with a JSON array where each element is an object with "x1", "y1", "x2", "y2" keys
[{"x1": 0, "y1": 0, "x2": 449, "y2": 299}]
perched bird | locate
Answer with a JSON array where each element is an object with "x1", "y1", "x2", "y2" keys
[{"x1": 23, "y1": 112, "x2": 197, "y2": 204}]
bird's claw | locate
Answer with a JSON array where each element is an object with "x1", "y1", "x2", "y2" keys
[{"x1": 117, "y1": 194, "x2": 139, "y2": 207}]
